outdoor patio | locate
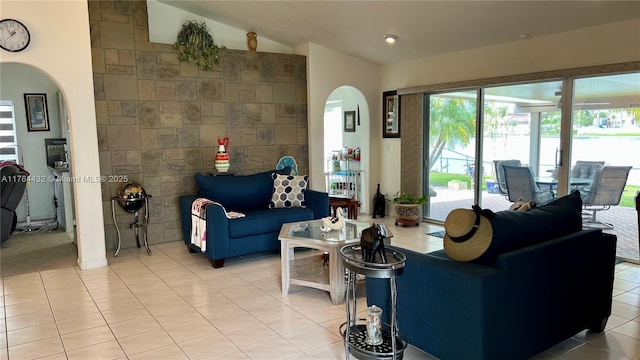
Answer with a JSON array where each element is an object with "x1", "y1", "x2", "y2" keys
[{"x1": 428, "y1": 187, "x2": 639, "y2": 263}]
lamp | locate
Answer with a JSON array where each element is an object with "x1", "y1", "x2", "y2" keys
[{"x1": 384, "y1": 34, "x2": 398, "y2": 44}]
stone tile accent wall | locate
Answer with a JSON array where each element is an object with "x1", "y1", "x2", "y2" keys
[
  {"x1": 400, "y1": 94, "x2": 424, "y2": 198},
  {"x1": 89, "y1": 1, "x2": 308, "y2": 250}
]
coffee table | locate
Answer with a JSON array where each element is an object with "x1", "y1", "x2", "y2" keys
[{"x1": 279, "y1": 219, "x2": 392, "y2": 305}]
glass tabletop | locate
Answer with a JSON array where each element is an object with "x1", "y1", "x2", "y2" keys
[{"x1": 282, "y1": 219, "x2": 391, "y2": 243}]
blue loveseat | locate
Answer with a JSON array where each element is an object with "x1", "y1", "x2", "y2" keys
[
  {"x1": 366, "y1": 192, "x2": 616, "y2": 360},
  {"x1": 179, "y1": 168, "x2": 329, "y2": 268}
]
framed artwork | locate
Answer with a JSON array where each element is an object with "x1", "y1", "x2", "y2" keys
[
  {"x1": 344, "y1": 110, "x2": 356, "y2": 132},
  {"x1": 383, "y1": 90, "x2": 400, "y2": 138},
  {"x1": 24, "y1": 93, "x2": 50, "y2": 132}
]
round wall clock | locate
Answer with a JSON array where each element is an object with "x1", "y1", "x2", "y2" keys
[{"x1": 0, "y1": 19, "x2": 30, "y2": 52}]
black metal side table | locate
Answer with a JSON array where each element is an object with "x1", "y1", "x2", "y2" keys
[
  {"x1": 111, "y1": 195, "x2": 152, "y2": 257},
  {"x1": 340, "y1": 245, "x2": 407, "y2": 360}
]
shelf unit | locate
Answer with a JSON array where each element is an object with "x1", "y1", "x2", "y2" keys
[{"x1": 325, "y1": 169, "x2": 363, "y2": 202}]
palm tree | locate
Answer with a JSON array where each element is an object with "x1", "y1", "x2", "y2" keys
[{"x1": 428, "y1": 96, "x2": 476, "y2": 170}]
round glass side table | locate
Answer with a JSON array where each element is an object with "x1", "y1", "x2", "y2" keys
[{"x1": 340, "y1": 245, "x2": 407, "y2": 360}]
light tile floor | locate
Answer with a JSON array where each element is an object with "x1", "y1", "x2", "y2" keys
[{"x1": 2, "y1": 216, "x2": 640, "y2": 360}]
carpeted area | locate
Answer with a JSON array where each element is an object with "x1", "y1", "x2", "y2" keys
[{"x1": 1, "y1": 229, "x2": 77, "y2": 278}]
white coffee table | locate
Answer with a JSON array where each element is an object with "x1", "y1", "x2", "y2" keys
[{"x1": 279, "y1": 219, "x2": 392, "y2": 305}]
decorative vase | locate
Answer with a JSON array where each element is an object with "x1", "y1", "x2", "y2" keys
[
  {"x1": 365, "y1": 305, "x2": 383, "y2": 345},
  {"x1": 247, "y1": 32, "x2": 257, "y2": 51},
  {"x1": 394, "y1": 203, "x2": 422, "y2": 226},
  {"x1": 214, "y1": 137, "x2": 230, "y2": 172}
]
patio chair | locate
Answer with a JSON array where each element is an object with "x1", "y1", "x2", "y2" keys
[
  {"x1": 493, "y1": 159, "x2": 522, "y2": 198},
  {"x1": 503, "y1": 165, "x2": 555, "y2": 206},
  {"x1": 570, "y1": 160, "x2": 605, "y2": 191},
  {"x1": 581, "y1": 165, "x2": 632, "y2": 228}
]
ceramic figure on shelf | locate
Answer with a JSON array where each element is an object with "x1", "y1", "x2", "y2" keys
[
  {"x1": 319, "y1": 207, "x2": 345, "y2": 232},
  {"x1": 247, "y1": 32, "x2": 258, "y2": 51},
  {"x1": 215, "y1": 137, "x2": 230, "y2": 172}
]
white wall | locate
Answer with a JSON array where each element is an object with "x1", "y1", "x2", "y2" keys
[
  {"x1": 0, "y1": 63, "x2": 62, "y2": 221},
  {"x1": 300, "y1": 43, "x2": 380, "y2": 210},
  {"x1": 379, "y1": 19, "x2": 640, "y2": 201},
  {"x1": 147, "y1": 0, "x2": 293, "y2": 54},
  {"x1": 0, "y1": 0, "x2": 107, "y2": 270}
]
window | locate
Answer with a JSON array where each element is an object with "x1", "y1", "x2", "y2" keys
[{"x1": 0, "y1": 100, "x2": 18, "y2": 163}]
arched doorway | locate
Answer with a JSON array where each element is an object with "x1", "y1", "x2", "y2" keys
[
  {"x1": 0, "y1": 62, "x2": 77, "y2": 276},
  {"x1": 323, "y1": 86, "x2": 370, "y2": 214}
]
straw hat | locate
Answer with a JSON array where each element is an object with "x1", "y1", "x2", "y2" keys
[{"x1": 443, "y1": 208, "x2": 494, "y2": 262}]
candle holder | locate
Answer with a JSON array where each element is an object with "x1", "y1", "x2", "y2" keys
[{"x1": 365, "y1": 305, "x2": 383, "y2": 345}]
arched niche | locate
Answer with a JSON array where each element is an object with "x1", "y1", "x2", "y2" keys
[{"x1": 324, "y1": 86, "x2": 371, "y2": 213}]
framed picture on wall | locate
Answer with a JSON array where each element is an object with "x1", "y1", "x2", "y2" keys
[
  {"x1": 383, "y1": 90, "x2": 400, "y2": 138},
  {"x1": 24, "y1": 93, "x2": 50, "y2": 132},
  {"x1": 344, "y1": 110, "x2": 356, "y2": 132}
]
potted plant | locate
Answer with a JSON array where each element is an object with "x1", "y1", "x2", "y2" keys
[
  {"x1": 174, "y1": 20, "x2": 225, "y2": 71},
  {"x1": 392, "y1": 192, "x2": 426, "y2": 226}
]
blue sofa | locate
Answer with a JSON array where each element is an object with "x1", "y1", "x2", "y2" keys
[
  {"x1": 179, "y1": 169, "x2": 329, "y2": 268},
  {"x1": 366, "y1": 193, "x2": 616, "y2": 360}
]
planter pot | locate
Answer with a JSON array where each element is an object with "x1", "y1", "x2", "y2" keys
[{"x1": 394, "y1": 204, "x2": 422, "y2": 226}]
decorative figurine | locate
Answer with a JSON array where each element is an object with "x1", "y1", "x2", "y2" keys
[
  {"x1": 360, "y1": 223, "x2": 387, "y2": 263},
  {"x1": 214, "y1": 137, "x2": 230, "y2": 172},
  {"x1": 319, "y1": 207, "x2": 345, "y2": 232},
  {"x1": 372, "y1": 184, "x2": 386, "y2": 218},
  {"x1": 366, "y1": 305, "x2": 383, "y2": 345}
]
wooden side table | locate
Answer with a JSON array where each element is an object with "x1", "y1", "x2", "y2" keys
[{"x1": 329, "y1": 195, "x2": 360, "y2": 220}]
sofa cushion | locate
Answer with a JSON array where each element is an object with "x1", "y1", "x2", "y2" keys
[
  {"x1": 445, "y1": 191, "x2": 583, "y2": 264},
  {"x1": 195, "y1": 167, "x2": 290, "y2": 211},
  {"x1": 269, "y1": 174, "x2": 308, "y2": 208},
  {"x1": 228, "y1": 207, "x2": 315, "y2": 238}
]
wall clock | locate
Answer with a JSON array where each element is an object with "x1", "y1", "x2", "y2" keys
[{"x1": 0, "y1": 19, "x2": 30, "y2": 52}]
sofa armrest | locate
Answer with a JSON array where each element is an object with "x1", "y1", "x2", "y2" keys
[
  {"x1": 304, "y1": 189, "x2": 329, "y2": 219},
  {"x1": 366, "y1": 247, "x2": 506, "y2": 360},
  {"x1": 179, "y1": 195, "x2": 231, "y2": 261}
]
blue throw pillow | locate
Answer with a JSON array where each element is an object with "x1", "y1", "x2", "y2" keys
[{"x1": 195, "y1": 166, "x2": 290, "y2": 211}]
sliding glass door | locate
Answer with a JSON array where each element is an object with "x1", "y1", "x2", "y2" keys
[{"x1": 425, "y1": 90, "x2": 478, "y2": 222}]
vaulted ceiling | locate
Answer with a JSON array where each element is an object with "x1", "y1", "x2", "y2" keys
[{"x1": 158, "y1": 1, "x2": 640, "y2": 65}]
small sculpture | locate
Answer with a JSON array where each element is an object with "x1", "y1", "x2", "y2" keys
[
  {"x1": 319, "y1": 207, "x2": 345, "y2": 232},
  {"x1": 360, "y1": 223, "x2": 387, "y2": 263},
  {"x1": 372, "y1": 184, "x2": 386, "y2": 218}
]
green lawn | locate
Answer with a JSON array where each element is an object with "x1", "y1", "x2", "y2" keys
[{"x1": 429, "y1": 172, "x2": 638, "y2": 208}]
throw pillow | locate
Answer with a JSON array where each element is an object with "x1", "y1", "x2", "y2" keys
[{"x1": 269, "y1": 174, "x2": 308, "y2": 208}]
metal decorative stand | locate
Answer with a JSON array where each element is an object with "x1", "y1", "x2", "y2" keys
[
  {"x1": 111, "y1": 194, "x2": 152, "y2": 257},
  {"x1": 340, "y1": 245, "x2": 407, "y2": 360}
]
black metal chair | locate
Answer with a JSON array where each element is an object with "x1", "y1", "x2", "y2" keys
[{"x1": 1, "y1": 163, "x2": 28, "y2": 243}]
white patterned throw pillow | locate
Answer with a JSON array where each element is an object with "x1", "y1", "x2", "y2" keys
[{"x1": 269, "y1": 174, "x2": 308, "y2": 208}]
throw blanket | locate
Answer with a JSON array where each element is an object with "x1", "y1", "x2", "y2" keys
[{"x1": 190, "y1": 198, "x2": 245, "y2": 252}]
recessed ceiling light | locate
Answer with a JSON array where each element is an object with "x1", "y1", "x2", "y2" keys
[{"x1": 384, "y1": 34, "x2": 398, "y2": 44}]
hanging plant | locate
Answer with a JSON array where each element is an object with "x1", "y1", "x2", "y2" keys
[{"x1": 174, "y1": 20, "x2": 225, "y2": 71}]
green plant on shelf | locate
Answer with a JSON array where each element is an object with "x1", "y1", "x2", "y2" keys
[{"x1": 174, "y1": 20, "x2": 226, "y2": 71}]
